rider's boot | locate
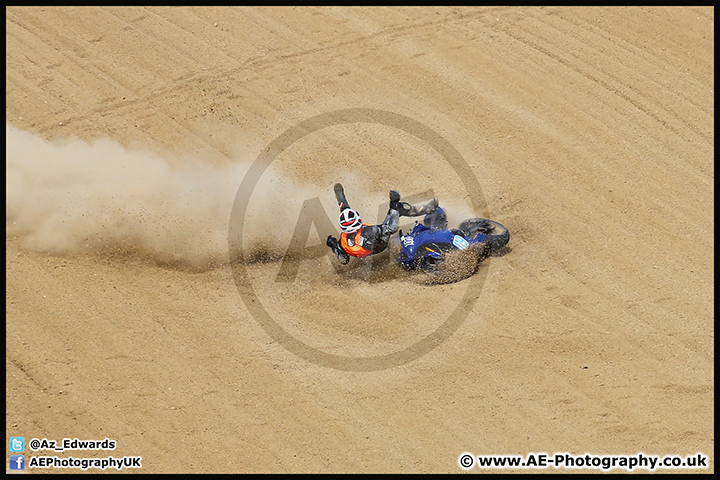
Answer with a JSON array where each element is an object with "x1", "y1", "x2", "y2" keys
[
  {"x1": 389, "y1": 190, "x2": 401, "y2": 211},
  {"x1": 389, "y1": 190, "x2": 438, "y2": 217},
  {"x1": 415, "y1": 197, "x2": 438, "y2": 215},
  {"x1": 402, "y1": 197, "x2": 438, "y2": 216}
]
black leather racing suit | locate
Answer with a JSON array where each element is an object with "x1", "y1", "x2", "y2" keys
[{"x1": 326, "y1": 183, "x2": 438, "y2": 265}]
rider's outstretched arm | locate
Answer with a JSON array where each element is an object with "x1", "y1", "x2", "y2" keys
[{"x1": 326, "y1": 235, "x2": 350, "y2": 264}]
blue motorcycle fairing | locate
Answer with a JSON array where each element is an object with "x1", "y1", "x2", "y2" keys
[{"x1": 399, "y1": 221, "x2": 488, "y2": 270}]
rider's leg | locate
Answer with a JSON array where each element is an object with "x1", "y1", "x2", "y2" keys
[
  {"x1": 381, "y1": 208, "x2": 399, "y2": 233},
  {"x1": 372, "y1": 208, "x2": 400, "y2": 253},
  {"x1": 376, "y1": 208, "x2": 400, "y2": 242},
  {"x1": 390, "y1": 190, "x2": 438, "y2": 217}
]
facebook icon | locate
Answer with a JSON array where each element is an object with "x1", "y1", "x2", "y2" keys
[{"x1": 9, "y1": 455, "x2": 25, "y2": 470}]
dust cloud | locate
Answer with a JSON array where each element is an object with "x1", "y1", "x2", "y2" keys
[
  {"x1": 5, "y1": 124, "x2": 304, "y2": 269},
  {"x1": 6, "y1": 124, "x2": 475, "y2": 271}
]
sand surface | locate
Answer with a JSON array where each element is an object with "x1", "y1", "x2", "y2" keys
[{"x1": 6, "y1": 6, "x2": 713, "y2": 473}]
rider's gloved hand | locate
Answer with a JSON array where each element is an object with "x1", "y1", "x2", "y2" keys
[{"x1": 326, "y1": 235, "x2": 338, "y2": 248}]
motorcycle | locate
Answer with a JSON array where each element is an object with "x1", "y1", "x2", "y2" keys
[{"x1": 397, "y1": 207, "x2": 509, "y2": 281}]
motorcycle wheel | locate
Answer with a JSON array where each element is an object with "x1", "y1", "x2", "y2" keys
[{"x1": 458, "y1": 218, "x2": 510, "y2": 252}]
